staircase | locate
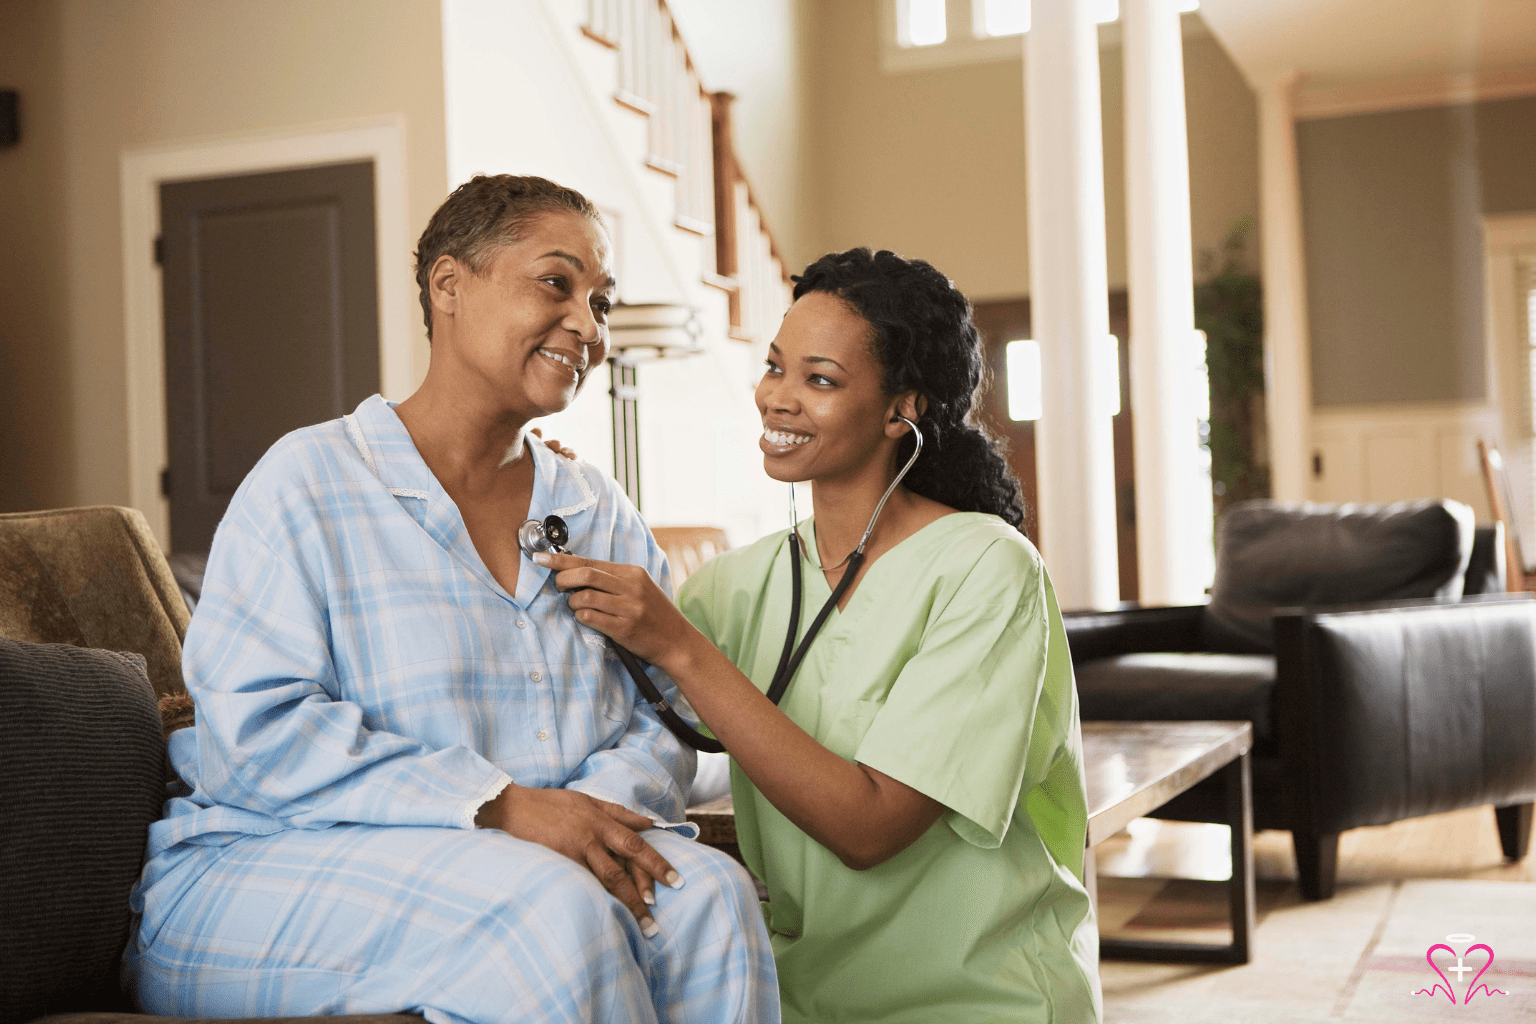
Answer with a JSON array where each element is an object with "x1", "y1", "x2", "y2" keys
[{"x1": 543, "y1": 0, "x2": 793, "y2": 346}]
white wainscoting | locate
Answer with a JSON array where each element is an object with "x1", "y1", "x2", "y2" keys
[{"x1": 1308, "y1": 402, "x2": 1500, "y2": 522}]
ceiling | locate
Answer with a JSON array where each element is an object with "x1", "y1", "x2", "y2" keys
[{"x1": 1196, "y1": 0, "x2": 1536, "y2": 91}]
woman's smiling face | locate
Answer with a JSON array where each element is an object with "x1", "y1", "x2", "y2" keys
[
  {"x1": 755, "y1": 291, "x2": 905, "y2": 485},
  {"x1": 434, "y1": 210, "x2": 615, "y2": 419}
]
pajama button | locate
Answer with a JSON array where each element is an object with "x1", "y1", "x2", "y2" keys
[
  {"x1": 516, "y1": 619, "x2": 526, "y2": 629},
  {"x1": 530, "y1": 671, "x2": 543, "y2": 681},
  {"x1": 537, "y1": 729, "x2": 549, "y2": 741}
]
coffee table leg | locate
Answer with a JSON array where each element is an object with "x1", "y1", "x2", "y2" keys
[
  {"x1": 1225, "y1": 750, "x2": 1255, "y2": 963},
  {"x1": 1098, "y1": 748, "x2": 1256, "y2": 965},
  {"x1": 1083, "y1": 844, "x2": 1098, "y2": 921}
]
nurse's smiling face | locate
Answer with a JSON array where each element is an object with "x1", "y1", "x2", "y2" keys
[
  {"x1": 755, "y1": 291, "x2": 909, "y2": 485},
  {"x1": 432, "y1": 210, "x2": 615, "y2": 420}
]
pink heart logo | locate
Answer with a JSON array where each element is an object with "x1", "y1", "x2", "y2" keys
[
  {"x1": 1420, "y1": 943, "x2": 1458, "y2": 1004},
  {"x1": 1462, "y1": 944, "x2": 1499, "y2": 1004}
]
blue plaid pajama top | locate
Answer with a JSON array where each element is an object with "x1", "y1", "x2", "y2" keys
[{"x1": 145, "y1": 393, "x2": 696, "y2": 857}]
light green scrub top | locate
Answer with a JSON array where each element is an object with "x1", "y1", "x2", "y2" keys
[{"x1": 677, "y1": 513, "x2": 1102, "y2": 1024}]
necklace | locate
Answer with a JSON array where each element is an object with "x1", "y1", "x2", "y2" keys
[{"x1": 768, "y1": 419, "x2": 925, "y2": 704}]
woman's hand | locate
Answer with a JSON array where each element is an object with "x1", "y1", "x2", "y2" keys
[
  {"x1": 476, "y1": 783, "x2": 681, "y2": 935},
  {"x1": 535, "y1": 552, "x2": 700, "y2": 670}
]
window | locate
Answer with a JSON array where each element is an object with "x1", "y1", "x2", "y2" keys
[
  {"x1": 887, "y1": 0, "x2": 1202, "y2": 73},
  {"x1": 900, "y1": 0, "x2": 947, "y2": 46},
  {"x1": 1006, "y1": 340, "x2": 1041, "y2": 421},
  {"x1": 977, "y1": 0, "x2": 1029, "y2": 38},
  {"x1": 1004, "y1": 335, "x2": 1120, "y2": 422},
  {"x1": 1481, "y1": 214, "x2": 1536, "y2": 561}
]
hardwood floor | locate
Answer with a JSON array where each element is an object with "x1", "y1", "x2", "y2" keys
[
  {"x1": 1096, "y1": 805, "x2": 1533, "y2": 886},
  {"x1": 1094, "y1": 805, "x2": 1533, "y2": 938}
]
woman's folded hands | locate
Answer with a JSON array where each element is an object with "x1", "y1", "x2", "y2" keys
[{"x1": 475, "y1": 782, "x2": 682, "y2": 938}]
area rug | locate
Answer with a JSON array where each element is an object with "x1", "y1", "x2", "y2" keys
[{"x1": 1098, "y1": 878, "x2": 1536, "y2": 1022}]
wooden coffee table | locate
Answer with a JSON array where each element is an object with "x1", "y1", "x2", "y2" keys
[
  {"x1": 685, "y1": 718, "x2": 1254, "y2": 964},
  {"x1": 1083, "y1": 720, "x2": 1254, "y2": 964}
]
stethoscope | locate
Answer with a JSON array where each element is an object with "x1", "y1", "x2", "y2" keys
[{"x1": 518, "y1": 415, "x2": 924, "y2": 753}]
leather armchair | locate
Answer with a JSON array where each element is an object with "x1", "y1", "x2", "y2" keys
[{"x1": 1066, "y1": 501, "x2": 1536, "y2": 900}]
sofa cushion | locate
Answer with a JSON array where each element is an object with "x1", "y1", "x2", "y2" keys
[
  {"x1": 1203, "y1": 499, "x2": 1474, "y2": 653},
  {"x1": 1074, "y1": 652, "x2": 1279, "y2": 753},
  {"x1": 0, "y1": 638, "x2": 167, "y2": 1022},
  {"x1": 0, "y1": 507, "x2": 190, "y2": 701}
]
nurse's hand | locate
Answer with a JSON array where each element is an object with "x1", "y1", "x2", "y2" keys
[
  {"x1": 529, "y1": 427, "x2": 579, "y2": 461},
  {"x1": 476, "y1": 782, "x2": 681, "y2": 936},
  {"x1": 536, "y1": 552, "x2": 695, "y2": 669}
]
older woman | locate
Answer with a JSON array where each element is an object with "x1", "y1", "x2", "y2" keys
[{"x1": 126, "y1": 175, "x2": 778, "y2": 1023}]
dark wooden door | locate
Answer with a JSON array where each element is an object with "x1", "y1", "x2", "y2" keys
[
  {"x1": 159, "y1": 160, "x2": 379, "y2": 553},
  {"x1": 971, "y1": 294, "x2": 1138, "y2": 601}
]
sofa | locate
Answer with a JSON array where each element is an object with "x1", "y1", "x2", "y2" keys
[
  {"x1": 1066, "y1": 499, "x2": 1536, "y2": 900},
  {"x1": 0, "y1": 506, "x2": 418, "y2": 1023}
]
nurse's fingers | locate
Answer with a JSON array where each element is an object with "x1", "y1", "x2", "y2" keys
[{"x1": 550, "y1": 564, "x2": 629, "y2": 596}]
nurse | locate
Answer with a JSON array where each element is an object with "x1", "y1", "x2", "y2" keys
[
  {"x1": 125, "y1": 175, "x2": 778, "y2": 1023},
  {"x1": 541, "y1": 247, "x2": 1103, "y2": 1022}
]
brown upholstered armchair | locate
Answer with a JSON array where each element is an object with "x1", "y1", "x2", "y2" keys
[{"x1": 0, "y1": 506, "x2": 416, "y2": 1024}]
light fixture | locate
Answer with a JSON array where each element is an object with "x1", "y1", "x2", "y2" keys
[
  {"x1": 605, "y1": 302, "x2": 704, "y2": 364},
  {"x1": 604, "y1": 302, "x2": 705, "y2": 509}
]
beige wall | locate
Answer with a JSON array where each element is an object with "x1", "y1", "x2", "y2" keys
[
  {"x1": 0, "y1": 3, "x2": 72, "y2": 513},
  {"x1": 1299, "y1": 96, "x2": 1536, "y2": 407},
  {"x1": 805, "y1": 1, "x2": 1260, "y2": 302},
  {"x1": 0, "y1": 0, "x2": 447, "y2": 516},
  {"x1": 668, "y1": 0, "x2": 814, "y2": 271}
]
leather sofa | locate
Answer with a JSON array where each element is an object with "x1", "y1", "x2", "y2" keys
[{"x1": 1066, "y1": 499, "x2": 1536, "y2": 900}]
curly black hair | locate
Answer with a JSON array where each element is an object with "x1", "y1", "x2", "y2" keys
[{"x1": 791, "y1": 248, "x2": 1026, "y2": 531}]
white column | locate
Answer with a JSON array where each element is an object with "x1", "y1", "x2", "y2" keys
[
  {"x1": 1258, "y1": 72, "x2": 1312, "y2": 502},
  {"x1": 1026, "y1": 0, "x2": 1120, "y2": 610},
  {"x1": 1123, "y1": 0, "x2": 1212, "y2": 604}
]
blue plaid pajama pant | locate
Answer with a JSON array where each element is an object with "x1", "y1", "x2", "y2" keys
[{"x1": 128, "y1": 823, "x2": 778, "y2": 1023}]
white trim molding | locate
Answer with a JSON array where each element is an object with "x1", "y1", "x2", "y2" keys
[
  {"x1": 1309, "y1": 401, "x2": 1500, "y2": 522},
  {"x1": 1296, "y1": 67, "x2": 1536, "y2": 121},
  {"x1": 119, "y1": 118, "x2": 413, "y2": 548},
  {"x1": 1258, "y1": 70, "x2": 1313, "y2": 502}
]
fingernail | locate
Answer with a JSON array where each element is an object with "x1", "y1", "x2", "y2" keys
[
  {"x1": 664, "y1": 871, "x2": 683, "y2": 889},
  {"x1": 532, "y1": 553, "x2": 552, "y2": 566},
  {"x1": 643, "y1": 891, "x2": 656, "y2": 906},
  {"x1": 640, "y1": 916, "x2": 660, "y2": 938}
]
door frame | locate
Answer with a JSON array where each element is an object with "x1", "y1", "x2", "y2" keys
[
  {"x1": 121, "y1": 118, "x2": 412, "y2": 547},
  {"x1": 1483, "y1": 211, "x2": 1536, "y2": 546}
]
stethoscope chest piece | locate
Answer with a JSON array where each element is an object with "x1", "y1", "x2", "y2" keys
[{"x1": 518, "y1": 515, "x2": 571, "y2": 558}]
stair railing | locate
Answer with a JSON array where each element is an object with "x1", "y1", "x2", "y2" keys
[{"x1": 584, "y1": 0, "x2": 791, "y2": 341}]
